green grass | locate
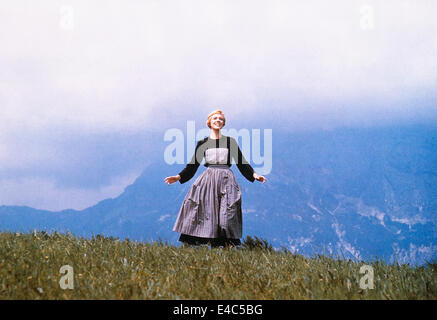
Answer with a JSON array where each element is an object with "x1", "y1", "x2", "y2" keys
[{"x1": 0, "y1": 231, "x2": 435, "y2": 299}]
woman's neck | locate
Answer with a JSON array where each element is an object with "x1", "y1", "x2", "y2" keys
[{"x1": 209, "y1": 129, "x2": 221, "y2": 139}]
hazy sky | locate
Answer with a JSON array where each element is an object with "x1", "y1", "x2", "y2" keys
[{"x1": 1, "y1": 0, "x2": 436, "y2": 210}]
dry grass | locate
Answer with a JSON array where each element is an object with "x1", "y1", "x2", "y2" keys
[{"x1": 1, "y1": 231, "x2": 435, "y2": 299}]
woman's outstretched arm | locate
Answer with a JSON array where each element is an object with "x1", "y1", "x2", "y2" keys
[
  {"x1": 164, "y1": 138, "x2": 207, "y2": 185},
  {"x1": 253, "y1": 173, "x2": 267, "y2": 183},
  {"x1": 164, "y1": 175, "x2": 181, "y2": 185},
  {"x1": 229, "y1": 137, "x2": 266, "y2": 184}
]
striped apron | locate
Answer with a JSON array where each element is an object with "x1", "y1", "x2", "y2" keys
[{"x1": 173, "y1": 164, "x2": 242, "y2": 240}]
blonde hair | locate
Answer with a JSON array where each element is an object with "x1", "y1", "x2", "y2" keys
[{"x1": 206, "y1": 109, "x2": 226, "y2": 128}]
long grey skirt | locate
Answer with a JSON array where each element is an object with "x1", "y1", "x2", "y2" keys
[{"x1": 173, "y1": 165, "x2": 243, "y2": 239}]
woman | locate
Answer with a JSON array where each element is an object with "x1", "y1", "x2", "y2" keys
[{"x1": 164, "y1": 110, "x2": 266, "y2": 247}]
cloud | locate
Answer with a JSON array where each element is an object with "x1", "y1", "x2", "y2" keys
[
  {"x1": 1, "y1": 0, "x2": 436, "y2": 209},
  {"x1": 0, "y1": 126, "x2": 158, "y2": 188},
  {"x1": 1, "y1": 0, "x2": 436, "y2": 132},
  {"x1": 0, "y1": 172, "x2": 139, "y2": 211},
  {"x1": 0, "y1": 125, "x2": 153, "y2": 210}
]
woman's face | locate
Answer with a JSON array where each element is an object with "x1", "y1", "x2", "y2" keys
[{"x1": 210, "y1": 113, "x2": 225, "y2": 130}]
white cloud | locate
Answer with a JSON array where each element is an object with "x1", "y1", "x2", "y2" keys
[
  {"x1": 0, "y1": 172, "x2": 139, "y2": 211},
  {"x1": 1, "y1": 0, "x2": 436, "y2": 209},
  {"x1": 1, "y1": 0, "x2": 436, "y2": 133}
]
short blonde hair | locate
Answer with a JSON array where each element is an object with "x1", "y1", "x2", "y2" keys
[{"x1": 206, "y1": 109, "x2": 226, "y2": 128}]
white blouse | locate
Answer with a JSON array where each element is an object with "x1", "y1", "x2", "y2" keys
[{"x1": 205, "y1": 148, "x2": 229, "y2": 165}]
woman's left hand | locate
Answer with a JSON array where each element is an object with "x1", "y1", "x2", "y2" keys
[{"x1": 253, "y1": 173, "x2": 266, "y2": 184}]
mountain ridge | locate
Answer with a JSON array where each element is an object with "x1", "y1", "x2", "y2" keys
[{"x1": 1, "y1": 125, "x2": 436, "y2": 265}]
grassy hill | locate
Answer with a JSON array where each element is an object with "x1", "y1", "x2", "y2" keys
[{"x1": 0, "y1": 231, "x2": 435, "y2": 299}]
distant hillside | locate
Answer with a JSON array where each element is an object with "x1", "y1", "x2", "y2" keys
[
  {"x1": 0, "y1": 125, "x2": 436, "y2": 265},
  {"x1": 1, "y1": 231, "x2": 435, "y2": 299}
]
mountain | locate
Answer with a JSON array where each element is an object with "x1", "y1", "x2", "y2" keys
[{"x1": 1, "y1": 125, "x2": 436, "y2": 265}]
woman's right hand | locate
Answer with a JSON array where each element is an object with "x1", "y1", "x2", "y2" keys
[{"x1": 164, "y1": 175, "x2": 181, "y2": 185}]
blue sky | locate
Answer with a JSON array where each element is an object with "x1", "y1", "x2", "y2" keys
[{"x1": 1, "y1": 0, "x2": 436, "y2": 210}]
